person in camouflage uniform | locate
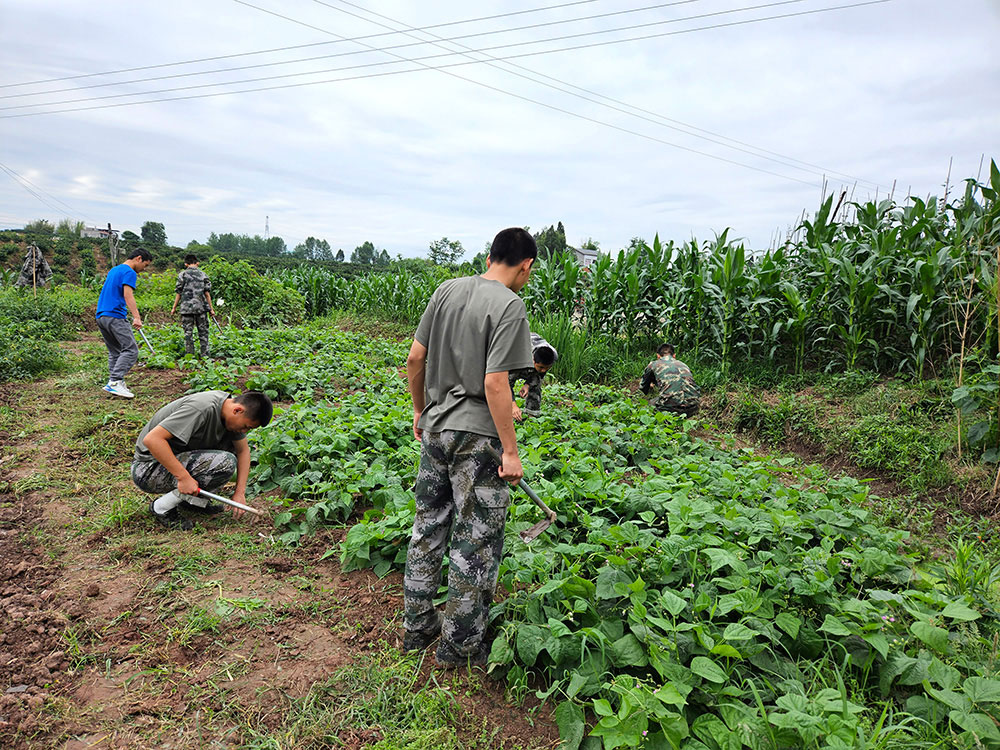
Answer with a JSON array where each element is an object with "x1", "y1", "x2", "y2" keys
[
  {"x1": 508, "y1": 332, "x2": 558, "y2": 420},
  {"x1": 403, "y1": 227, "x2": 537, "y2": 668},
  {"x1": 15, "y1": 245, "x2": 53, "y2": 288},
  {"x1": 640, "y1": 343, "x2": 701, "y2": 417},
  {"x1": 170, "y1": 254, "x2": 215, "y2": 358}
]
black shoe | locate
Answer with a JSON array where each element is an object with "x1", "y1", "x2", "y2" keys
[
  {"x1": 149, "y1": 499, "x2": 195, "y2": 531},
  {"x1": 180, "y1": 500, "x2": 223, "y2": 515},
  {"x1": 435, "y1": 637, "x2": 491, "y2": 668},
  {"x1": 403, "y1": 613, "x2": 442, "y2": 652}
]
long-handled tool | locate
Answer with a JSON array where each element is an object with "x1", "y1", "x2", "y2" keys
[
  {"x1": 137, "y1": 327, "x2": 155, "y2": 354},
  {"x1": 486, "y1": 446, "x2": 557, "y2": 542},
  {"x1": 210, "y1": 312, "x2": 223, "y2": 333},
  {"x1": 197, "y1": 488, "x2": 265, "y2": 517}
]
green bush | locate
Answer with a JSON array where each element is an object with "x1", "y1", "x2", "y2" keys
[
  {"x1": 847, "y1": 411, "x2": 951, "y2": 489},
  {"x1": 202, "y1": 258, "x2": 305, "y2": 326},
  {"x1": 0, "y1": 289, "x2": 82, "y2": 381}
]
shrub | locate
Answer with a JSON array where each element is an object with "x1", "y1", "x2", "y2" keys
[{"x1": 203, "y1": 258, "x2": 305, "y2": 326}]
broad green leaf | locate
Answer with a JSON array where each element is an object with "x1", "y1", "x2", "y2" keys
[
  {"x1": 910, "y1": 621, "x2": 951, "y2": 654},
  {"x1": 862, "y1": 632, "x2": 889, "y2": 660},
  {"x1": 819, "y1": 614, "x2": 852, "y2": 636},
  {"x1": 949, "y1": 710, "x2": 1000, "y2": 742},
  {"x1": 653, "y1": 683, "x2": 688, "y2": 709},
  {"x1": 566, "y1": 672, "x2": 590, "y2": 700},
  {"x1": 922, "y1": 681, "x2": 972, "y2": 713},
  {"x1": 963, "y1": 677, "x2": 1000, "y2": 704},
  {"x1": 712, "y1": 643, "x2": 742, "y2": 659},
  {"x1": 660, "y1": 589, "x2": 687, "y2": 616},
  {"x1": 516, "y1": 624, "x2": 546, "y2": 666},
  {"x1": 941, "y1": 601, "x2": 981, "y2": 622},
  {"x1": 612, "y1": 634, "x2": 648, "y2": 667},
  {"x1": 592, "y1": 698, "x2": 613, "y2": 717},
  {"x1": 554, "y1": 701, "x2": 585, "y2": 750},
  {"x1": 690, "y1": 656, "x2": 727, "y2": 684},
  {"x1": 774, "y1": 612, "x2": 801, "y2": 639},
  {"x1": 722, "y1": 622, "x2": 759, "y2": 642}
]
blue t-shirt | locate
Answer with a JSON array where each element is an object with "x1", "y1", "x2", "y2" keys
[{"x1": 96, "y1": 264, "x2": 138, "y2": 320}]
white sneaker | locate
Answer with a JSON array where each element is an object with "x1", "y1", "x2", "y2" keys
[{"x1": 103, "y1": 380, "x2": 133, "y2": 399}]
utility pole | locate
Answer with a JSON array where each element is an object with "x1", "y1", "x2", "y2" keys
[
  {"x1": 107, "y1": 222, "x2": 120, "y2": 266},
  {"x1": 265, "y1": 215, "x2": 269, "y2": 241}
]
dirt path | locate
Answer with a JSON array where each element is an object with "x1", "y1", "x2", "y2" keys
[{"x1": 0, "y1": 335, "x2": 558, "y2": 749}]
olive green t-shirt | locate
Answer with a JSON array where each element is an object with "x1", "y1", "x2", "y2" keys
[
  {"x1": 133, "y1": 390, "x2": 245, "y2": 462},
  {"x1": 414, "y1": 275, "x2": 533, "y2": 437}
]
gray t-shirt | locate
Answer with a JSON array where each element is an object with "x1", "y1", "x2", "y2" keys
[
  {"x1": 134, "y1": 390, "x2": 245, "y2": 462},
  {"x1": 414, "y1": 275, "x2": 533, "y2": 437}
]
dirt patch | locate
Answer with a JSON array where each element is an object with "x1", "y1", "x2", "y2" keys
[{"x1": 0, "y1": 493, "x2": 76, "y2": 746}]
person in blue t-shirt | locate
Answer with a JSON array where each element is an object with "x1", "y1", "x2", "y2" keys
[{"x1": 96, "y1": 248, "x2": 152, "y2": 399}]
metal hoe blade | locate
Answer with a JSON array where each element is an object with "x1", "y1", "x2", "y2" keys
[{"x1": 485, "y1": 446, "x2": 557, "y2": 542}]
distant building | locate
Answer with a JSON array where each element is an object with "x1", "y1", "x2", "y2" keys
[
  {"x1": 81, "y1": 226, "x2": 119, "y2": 240},
  {"x1": 571, "y1": 245, "x2": 599, "y2": 268}
]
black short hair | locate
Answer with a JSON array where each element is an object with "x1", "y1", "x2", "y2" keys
[
  {"x1": 184, "y1": 254, "x2": 198, "y2": 265},
  {"x1": 534, "y1": 346, "x2": 556, "y2": 366},
  {"x1": 128, "y1": 248, "x2": 152, "y2": 262},
  {"x1": 657, "y1": 343, "x2": 674, "y2": 356},
  {"x1": 234, "y1": 391, "x2": 273, "y2": 427},
  {"x1": 489, "y1": 228, "x2": 537, "y2": 266}
]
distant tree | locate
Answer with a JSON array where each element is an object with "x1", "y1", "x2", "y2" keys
[
  {"x1": 293, "y1": 236, "x2": 332, "y2": 260},
  {"x1": 119, "y1": 230, "x2": 141, "y2": 250},
  {"x1": 264, "y1": 236, "x2": 286, "y2": 256},
  {"x1": 141, "y1": 221, "x2": 167, "y2": 248},
  {"x1": 56, "y1": 219, "x2": 83, "y2": 238},
  {"x1": 335, "y1": 248, "x2": 345, "y2": 262},
  {"x1": 185, "y1": 240, "x2": 214, "y2": 255},
  {"x1": 351, "y1": 241, "x2": 376, "y2": 265},
  {"x1": 428, "y1": 236, "x2": 464, "y2": 265},
  {"x1": 532, "y1": 222, "x2": 567, "y2": 259},
  {"x1": 375, "y1": 249, "x2": 391, "y2": 266},
  {"x1": 23, "y1": 219, "x2": 55, "y2": 237},
  {"x1": 579, "y1": 237, "x2": 600, "y2": 251}
]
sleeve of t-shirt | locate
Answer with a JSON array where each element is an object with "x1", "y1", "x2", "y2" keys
[
  {"x1": 122, "y1": 266, "x2": 138, "y2": 290},
  {"x1": 204, "y1": 275, "x2": 212, "y2": 292},
  {"x1": 485, "y1": 300, "x2": 533, "y2": 374},
  {"x1": 413, "y1": 289, "x2": 439, "y2": 346},
  {"x1": 175, "y1": 272, "x2": 184, "y2": 294},
  {"x1": 156, "y1": 401, "x2": 205, "y2": 445}
]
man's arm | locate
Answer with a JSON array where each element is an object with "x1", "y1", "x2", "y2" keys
[
  {"x1": 230, "y1": 438, "x2": 251, "y2": 517},
  {"x1": 640, "y1": 366, "x2": 655, "y2": 395},
  {"x1": 123, "y1": 286, "x2": 142, "y2": 328},
  {"x1": 406, "y1": 339, "x2": 428, "y2": 440},
  {"x1": 170, "y1": 293, "x2": 180, "y2": 315},
  {"x1": 485, "y1": 371, "x2": 523, "y2": 482},
  {"x1": 142, "y1": 426, "x2": 197, "y2": 494},
  {"x1": 205, "y1": 291, "x2": 214, "y2": 315}
]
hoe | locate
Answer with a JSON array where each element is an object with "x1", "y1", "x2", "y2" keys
[{"x1": 486, "y1": 446, "x2": 556, "y2": 542}]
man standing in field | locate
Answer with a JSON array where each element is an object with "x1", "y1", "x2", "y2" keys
[
  {"x1": 95, "y1": 248, "x2": 152, "y2": 399},
  {"x1": 641, "y1": 343, "x2": 701, "y2": 417},
  {"x1": 509, "y1": 333, "x2": 558, "y2": 420},
  {"x1": 170, "y1": 254, "x2": 215, "y2": 359},
  {"x1": 132, "y1": 390, "x2": 273, "y2": 530},
  {"x1": 403, "y1": 227, "x2": 537, "y2": 667}
]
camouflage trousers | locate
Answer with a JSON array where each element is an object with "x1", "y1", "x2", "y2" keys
[
  {"x1": 403, "y1": 430, "x2": 509, "y2": 657},
  {"x1": 181, "y1": 313, "x2": 210, "y2": 358},
  {"x1": 654, "y1": 398, "x2": 700, "y2": 418},
  {"x1": 131, "y1": 450, "x2": 236, "y2": 506}
]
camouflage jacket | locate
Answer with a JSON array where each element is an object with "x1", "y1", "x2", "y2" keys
[
  {"x1": 175, "y1": 268, "x2": 212, "y2": 314},
  {"x1": 15, "y1": 246, "x2": 53, "y2": 288},
  {"x1": 640, "y1": 355, "x2": 700, "y2": 411},
  {"x1": 508, "y1": 367, "x2": 544, "y2": 413}
]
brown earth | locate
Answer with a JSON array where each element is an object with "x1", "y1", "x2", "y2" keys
[{"x1": 0, "y1": 334, "x2": 559, "y2": 750}]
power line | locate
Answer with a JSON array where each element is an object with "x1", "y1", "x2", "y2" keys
[
  {"x1": 0, "y1": 0, "x2": 609, "y2": 90},
  {"x1": 3, "y1": 1, "x2": 701, "y2": 100},
  {"x1": 0, "y1": 161, "x2": 90, "y2": 223},
  {"x1": 0, "y1": 0, "x2": 891, "y2": 118},
  {"x1": 314, "y1": 0, "x2": 887, "y2": 191}
]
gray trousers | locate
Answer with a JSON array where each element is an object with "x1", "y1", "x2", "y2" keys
[
  {"x1": 131, "y1": 450, "x2": 237, "y2": 504},
  {"x1": 403, "y1": 430, "x2": 509, "y2": 656},
  {"x1": 96, "y1": 316, "x2": 139, "y2": 381}
]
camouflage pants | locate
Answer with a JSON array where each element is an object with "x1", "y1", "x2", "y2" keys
[
  {"x1": 181, "y1": 313, "x2": 210, "y2": 357},
  {"x1": 655, "y1": 399, "x2": 700, "y2": 418},
  {"x1": 509, "y1": 368, "x2": 543, "y2": 414},
  {"x1": 403, "y1": 430, "x2": 509, "y2": 657},
  {"x1": 131, "y1": 450, "x2": 236, "y2": 503}
]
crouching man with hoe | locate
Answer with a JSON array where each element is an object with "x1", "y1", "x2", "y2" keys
[
  {"x1": 131, "y1": 390, "x2": 273, "y2": 530},
  {"x1": 403, "y1": 227, "x2": 537, "y2": 668}
]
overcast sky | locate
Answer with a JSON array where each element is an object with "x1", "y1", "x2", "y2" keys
[{"x1": 1, "y1": 0, "x2": 998, "y2": 258}]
